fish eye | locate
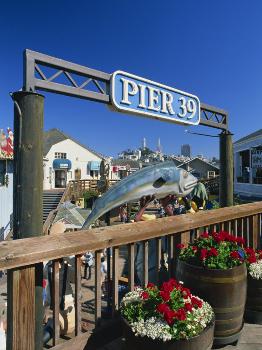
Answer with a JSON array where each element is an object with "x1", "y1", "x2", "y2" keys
[{"x1": 183, "y1": 171, "x2": 188, "y2": 178}]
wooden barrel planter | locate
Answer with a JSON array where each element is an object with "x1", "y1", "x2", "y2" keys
[
  {"x1": 122, "y1": 317, "x2": 215, "y2": 350},
  {"x1": 245, "y1": 275, "x2": 262, "y2": 324},
  {"x1": 176, "y1": 260, "x2": 247, "y2": 347}
]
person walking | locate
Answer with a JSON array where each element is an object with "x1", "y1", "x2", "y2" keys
[{"x1": 82, "y1": 251, "x2": 94, "y2": 280}]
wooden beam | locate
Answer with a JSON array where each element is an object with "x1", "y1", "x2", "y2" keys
[{"x1": 1, "y1": 202, "x2": 262, "y2": 271}]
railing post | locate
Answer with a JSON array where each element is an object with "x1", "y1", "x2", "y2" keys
[
  {"x1": 219, "y1": 130, "x2": 234, "y2": 207},
  {"x1": 8, "y1": 91, "x2": 44, "y2": 350}
]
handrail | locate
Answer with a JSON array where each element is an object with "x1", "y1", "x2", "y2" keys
[{"x1": 1, "y1": 201, "x2": 262, "y2": 271}]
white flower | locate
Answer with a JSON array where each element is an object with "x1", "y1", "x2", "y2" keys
[
  {"x1": 131, "y1": 317, "x2": 172, "y2": 342},
  {"x1": 249, "y1": 260, "x2": 262, "y2": 280}
]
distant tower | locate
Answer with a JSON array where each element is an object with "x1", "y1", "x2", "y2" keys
[
  {"x1": 142, "y1": 137, "x2": 147, "y2": 150},
  {"x1": 157, "y1": 138, "x2": 162, "y2": 153},
  {"x1": 181, "y1": 144, "x2": 191, "y2": 158}
]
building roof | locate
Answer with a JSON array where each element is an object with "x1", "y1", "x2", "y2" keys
[
  {"x1": 234, "y1": 129, "x2": 262, "y2": 145},
  {"x1": 111, "y1": 159, "x2": 140, "y2": 168},
  {"x1": 179, "y1": 157, "x2": 219, "y2": 170},
  {"x1": 43, "y1": 128, "x2": 105, "y2": 158}
]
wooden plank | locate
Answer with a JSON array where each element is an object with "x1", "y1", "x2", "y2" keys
[
  {"x1": 52, "y1": 318, "x2": 123, "y2": 350},
  {"x1": 1, "y1": 202, "x2": 262, "y2": 271},
  {"x1": 155, "y1": 237, "x2": 161, "y2": 283},
  {"x1": 249, "y1": 215, "x2": 260, "y2": 250},
  {"x1": 142, "y1": 241, "x2": 148, "y2": 287},
  {"x1": 52, "y1": 260, "x2": 60, "y2": 346},
  {"x1": 112, "y1": 247, "x2": 119, "y2": 315},
  {"x1": 75, "y1": 255, "x2": 82, "y2": 336},
  {"x1": 128, "y1": 244, "x2": 135, "y2": 291},
  {"x1": 168, "y1": 235, "x2": 174, "y2": 277},
  {"x1": 95, "y1": 251, "x2": 101, "y2": 325},
  {"x1": 7, "y1": 266, "x2": 35, "y2": 350}
]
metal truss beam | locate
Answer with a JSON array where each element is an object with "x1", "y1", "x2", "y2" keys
[{"x1": 23, "y1": 49, "x2": 228, "y2": 130}]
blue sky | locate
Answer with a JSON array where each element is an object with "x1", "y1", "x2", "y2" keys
[{"x1": 0, "y1": 0, "x2": 261, "y2": 158}]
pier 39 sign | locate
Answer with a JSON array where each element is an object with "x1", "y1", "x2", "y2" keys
[{"x1": 110, "y1": 71, "x2": 200, "y2": 126}]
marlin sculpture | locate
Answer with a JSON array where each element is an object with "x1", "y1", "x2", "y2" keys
[{"x1": 82, "y1": 161, "x2": 198, "y2": 229}]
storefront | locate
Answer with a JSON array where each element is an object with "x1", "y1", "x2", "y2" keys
[
  {"x1": 234, "y1": 129, "x2": 262, "y2": 198},
  {"x1": 53, "y1": 159, "x2": 72, "y2": 188},
  {"x1": 88, "y1": 161, "x2": 101, "y2": 179}
]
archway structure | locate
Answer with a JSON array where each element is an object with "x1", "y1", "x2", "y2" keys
[{"x1": 8, "y1": 49, "x2": 233, "y2": 350}]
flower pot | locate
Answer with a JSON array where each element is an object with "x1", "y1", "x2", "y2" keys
[
  {"x1": 245, "y1": 275, "x2": 262, "y2": 324},
  {"x1": 176, "y1": 260, "x2": 247, "y2": 346},
  {"x1": 122, "y1": 317, "x2": 215, "y2": 350}
]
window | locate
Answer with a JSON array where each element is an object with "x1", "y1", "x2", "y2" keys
[
  {"x1": 55, "y1": 152, "x2": 67, "y2": 159},
  {"x1": 90, "y1": 170, "x2": 99, "y2": 178},
  {"x1": 237, "y1": 150, "x2": 250, "y2": 183},
  {"x1": 208, "y1": 171, "x2": 216, "y2": 179},
  {"x1": 0, "y1": 160, "x2": 6, "y2": 186}
]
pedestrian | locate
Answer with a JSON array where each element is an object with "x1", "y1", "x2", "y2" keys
[
  {"x1": 82, "y1": 251, "x2": 94, "y2": 280},
  {"x1": 101, "y1": 256, "x2": 107, "y2": 297}
]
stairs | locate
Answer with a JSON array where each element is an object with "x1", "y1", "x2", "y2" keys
[{"x1": 43, "y1": 190, "x2": 64, "y2": 222}]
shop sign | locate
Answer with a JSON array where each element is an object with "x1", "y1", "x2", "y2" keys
[
  {"x1": 111, "y1": 71, "x2": 200, "y2": 125},
  {"x1": 252, "y1": 149, "x2": 262, "y2": 169}
]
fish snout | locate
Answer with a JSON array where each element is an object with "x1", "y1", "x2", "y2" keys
[{"x1": 183, "y1": 173, "x2": 198, "y2": 190}]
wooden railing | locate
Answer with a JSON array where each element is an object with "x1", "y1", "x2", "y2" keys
[
  {"x1": 43, "y1": 182, "x2": 73, "y2": 235},
  {"x1": 1, "y1": 201, "x2": 262, "y2": 349},
  {"x1": 66, "y1": 179, "x2": 119, "y2": 202}
]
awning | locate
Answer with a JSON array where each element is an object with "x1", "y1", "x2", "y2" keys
[
  {"x1": 53, "y1": 159, "x2": 72, "y2": 170},
  {"x1": 88, "y1": 161, "x2": 101, "y2": 171}
]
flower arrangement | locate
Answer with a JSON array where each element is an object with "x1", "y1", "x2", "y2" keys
[
  {"x1": 120, "y1": 279, "x2": 214, "y2": 341},
  {"x1": 245, "y1": 247, "x2": 262, "y2": 279},
  {"x1": 178, "y1": 231, "x2": 246, "y2": 269}
]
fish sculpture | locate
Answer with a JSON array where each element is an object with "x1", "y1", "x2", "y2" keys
[{"x1": 82, "y1": 161, "x2": 198, "y2": 229}]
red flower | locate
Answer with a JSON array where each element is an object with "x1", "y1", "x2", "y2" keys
[
  {"x1": 147, "y1": 282, "x2": 155, "y2": 289},
  {"x1": 184, "y1": 302, "x2": 193, "y2": 312},
  {"x1": 164, "y1": 309, "x2": 177, "y2": 325},
  {"x1": 248, "y1": 255, "x2": 257, "y2": 264},
  {"x1": 181, "y1": 287, "x2": 191, "y2": 299},
  {"x1": 208, "y1": 247, "x2": 218, "y2": 257},
  {"x1": 230, "y1": 251, "x2": 239, "y2": 259},
  {"x1": 174, "y1": 308, "x2": 187, "y2": 321},
  {"x1": 236, "y1": 237, "x2": 245, "y2": 245},
  {"x1": 200, "y1": 248, "x2": 208, "y2": 260},
  {"x1": 200, "y1": 232, "x2": 209, "y2": 239},
  {"x1": 161, "y1": 281, "x2": 174, "y2": 293},
  {"x1": 177, "y1": 243, "x2": 185, "y2": 249},
  {"x1": 191, "y1": 296, "x2": 203, "y2": 308},
  {"x1": 157, "y1": 303, "x2": 170, "y2": 314},
  {"x1": 192, "y1": 246, "x2": 198, "y2": 252},
  {"x1": 141, "y1": 291, "x2": 149, "y2": 300},
  {"x1": 160, "y1": 290, "x2": 171, "y2": 302},
  {"x1": 245, "y1": 247, "x2": 255, "y2": 255}
]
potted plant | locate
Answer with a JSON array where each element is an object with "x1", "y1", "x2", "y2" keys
[
  {"x1": 176, "y1": 231, "x2": 247, "y2": 346},
  {"x1": 120, "y1": 278, "x2": 214, "y2": 350},
  {"x1": 83, "y1": 189, "x2": 99, "y2": 208},
  {"x1": 244, "y1": 247, "x2": 262, "y2": 324}
]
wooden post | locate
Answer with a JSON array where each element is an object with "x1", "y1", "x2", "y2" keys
[
  {"x1": 7, "y1": 92, "x2": 44, "y2": 350},
  {"x1": 219, "y1": 130, "x2": 234, "y2": 207}
]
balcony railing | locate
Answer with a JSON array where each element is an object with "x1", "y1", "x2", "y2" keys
[{"x1": 0, "y1": 201, "x2": 262, "y2": 349}]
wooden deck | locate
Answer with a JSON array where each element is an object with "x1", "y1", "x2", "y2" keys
[{"x1": 98, "y1": 323, "x2": 262, "y2": 350}]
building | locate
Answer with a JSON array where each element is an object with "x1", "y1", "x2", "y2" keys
[
  {"x1": 0, "y1": 128, "x2": 13, "y2": 240},
  {"x1": 181, "y1": 144, "x2": 191, "y2": 158},
  {"x1": 179, "y1": 157, "x2": 219, "y2": 179},
  {"x1": 234, "y1": 129, "x2": 262, "y2": 199},
  {"x1": 43, "y1": 128, "x2": 105, "y2": 189},
  {"x1": 110, "y1": 159, "x2": 141, "y2": 180}
]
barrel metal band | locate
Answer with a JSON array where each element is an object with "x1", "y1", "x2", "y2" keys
[
  {"x1": 215, "y1": 325, "x2": 242, "y2": 336},
  {"x1": 183, "y1": 271, "x2": 246, "y2": 283},
  {"x1": 215, "y1": 314, "x2": 243, "y2": 324},
  {"x1": 214, "y1": 305, "x2": 244, "y2": 313}
]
